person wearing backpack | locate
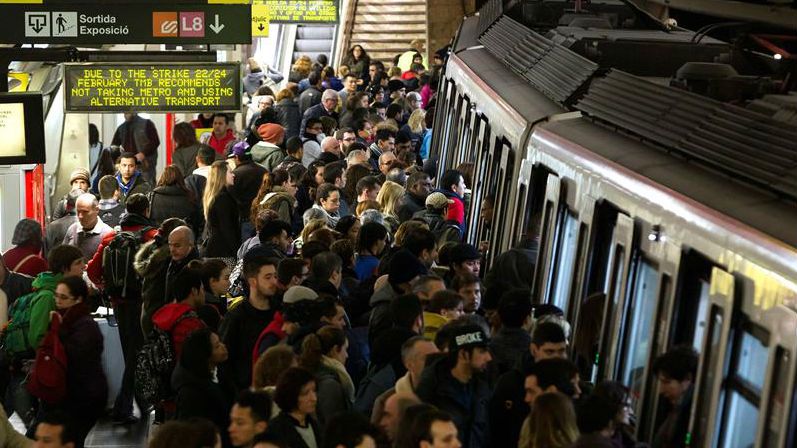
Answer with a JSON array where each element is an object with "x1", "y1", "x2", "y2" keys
[
  {"x1": 2, "y1": 244, "x2": 84, "y2": 429},
  {"x1": 412, "y1": 192, "x2": 462, "y2": 247},
  {"x1": 42, "y1": 276, "x2": 107, "y2": 448},
  {"x1": 140, "y1": 226, "x2": 199, "y2": 337},
  {"x1": 151, "y1": 266, "x2": 207, "y2": 360},
  {"x1": 86, "y1": 193, "x2": 157, "y2": 425}
]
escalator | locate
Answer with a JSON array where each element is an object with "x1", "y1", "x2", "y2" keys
[{"x1": 293, "y1": 24, "x2": 336, "y2": 63}]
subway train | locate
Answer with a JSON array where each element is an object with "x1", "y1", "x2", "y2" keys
[{"x1": 429, "y1": 1, "x2": 797, "y2": 447}]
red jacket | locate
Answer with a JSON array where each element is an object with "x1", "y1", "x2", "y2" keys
[
  {"x1": 3, "y1": 245, "x2": 48, "y2": 277},
  {"x1": 152, "y1": 303, "x2": 206, "y2": 359},
  {"x1": 208, "y1": 129, "x2": 235, "y2": 156},
  {"x1": 86, "y1": 224, "x2": 158, "y2": 288},
  {"x1": 251, "y1": 311, "x2": 286, "y2": 369}
]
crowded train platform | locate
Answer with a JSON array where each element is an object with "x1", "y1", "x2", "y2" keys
[{"x1": 1, "y1": 0, "x2": 796, "y2": 447}]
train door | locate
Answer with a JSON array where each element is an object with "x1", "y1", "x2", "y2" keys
[
  {"x1": 757, "y1": 305, "x2": 797, "y2": 447},
  {"x1": 596, "y1": 212, "x2": 634, "y2": 382},
  {"x1": 466, "y1": 118, "x2": 491, "y2": 246}
]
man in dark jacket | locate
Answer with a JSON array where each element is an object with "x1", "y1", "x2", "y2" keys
[
  {"x1": 151, "y1": 265, "x2": 206, "y2": 358},
  {"x1": 228, "y1": 142, "x2": 267, "y2": 243},
  {"x1": 219, "y1": 251, "x2": 279, "y2": 390},
  {"x1": 116, "y1": 152, "x2": 153, "y2": 203},
  {"x1": 368, "y1": 249, "x2": 427, "y2": 347},
  {"x1": 300, "y1": 89, "x2": 339, "y2": 134},
  {"x1": 415, "y1": 324, "x2": 492, "y2": 448},
  {"x1": 413, "y1": 192, "x2": 462, "y2": 247},
  {"x1": 298, "y1": 70, "x2": 323, "y2": 115},
  {"x1": 111, "y1": 113, "x2": 160, "y2": 184},
  {"x1": 488, "y1": 321, "x2": 569, "y2": 448},
  {"x1": 86, "y1": 193, "x2": 158, "y2": 424},
  {"x1": 141, "y1": 226, "x2": 199, "y2": 335},
  {"x1": 256, "y1": 220, "x2": 293, "y2": 260},
  {"x1": 397, "y1": 172, "x2": 432, "y2": 222},
  {"x1": 489, "y1": 289, "x2": 533, "y2": 375}
]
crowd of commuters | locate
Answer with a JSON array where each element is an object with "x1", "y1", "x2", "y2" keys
[{"x1": 0, "y1": 44, "x2": 696, "y2": 448}]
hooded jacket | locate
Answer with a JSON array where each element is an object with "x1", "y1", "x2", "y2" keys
[
  {"x1": 367, "y1": 282, "x2": 401, "y2": 348},
  {"x1": 396, "y1": 191, "x2": 426, "y2": 223},
  {"x1": 26, "y1": 272, "x2": 61, "y2": 352},
  {"x1": 148, "y1": 184, "x2": 204, "y2": 233},
  {"x1": 260, "y1": 188, "x2": 296, "y2": 225},
  {"x1": 415, "y1": 356, "x2": 491, "y2": 448},
  {"x1": 86, "y1": 212, "x2": 158, "y2": 291},
  {"x1": 275, "y1": 98, "x2": 301, "y2": 140},
  {"x1": 152, "y1": 302, "x2": 206, "y2": 359},
  {"x1": 251, "y1": 141, "x2": 285, "y2": 172}
]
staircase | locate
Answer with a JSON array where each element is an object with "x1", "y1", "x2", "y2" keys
[
  {"x1": 293, "y1": 24, "x2": 336, "y2": 63},
  {"x1": 346, "y1": 0, "x2": 427, "y2": 66}
]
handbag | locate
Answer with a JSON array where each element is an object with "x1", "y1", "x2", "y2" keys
[{"x1": 26, "y1": 313, "x2": 67, "y2": 404}]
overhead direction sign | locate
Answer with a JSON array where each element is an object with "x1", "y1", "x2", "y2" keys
[
  {"x1": 3, "y1": 4, "x2": 251, "y2": 44},
  {"x1": 64, "y1": 63, "x2": 241, "y2": 112},
  {"x1": 258, "y1": 0, "x2": 339, "y2": 24},
  {"x1": 252, "y1": 4, "x2": 269, "y2": 37}
]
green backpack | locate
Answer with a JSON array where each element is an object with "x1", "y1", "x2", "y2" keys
[{"x1": 2, "y1": 289, "x2": 52, "y2": 359}]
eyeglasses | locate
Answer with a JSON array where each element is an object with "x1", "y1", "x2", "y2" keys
[{"x1": 54, "y1": 292, "x2": 74, "y2": 301}]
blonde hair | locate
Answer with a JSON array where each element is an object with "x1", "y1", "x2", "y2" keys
[
  {"x1": 300, "y1": 218, "x2": 328, "y2": 245},
  {"x1": 407, "y1": 109, "x2": 426, "y2": 134},
  {"x1": 376, "y1": 180, "x2": 405, "y2": 219},
  {"x1": 394, "y1": 220, "x2": 429, "y2": 246},
  {"x1": 292, "y1": 55, "x2": 313, "y2": 77},
  {"x1": 388, "y1": 66, "x2": 402, "y2": 78},
  {"x1": 356, "y1": 200, "x2": 381, "y2": 217},
  {"x1": 337, "y1": 65, "x2": 350, "y2": 77},
  {"x1": 203, "y1": 160, "x2": 229, "y2": 219}
]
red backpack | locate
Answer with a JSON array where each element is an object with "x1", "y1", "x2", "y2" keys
[{"x1": 27, "y1": 313, "x2": 68, "y2": 404}]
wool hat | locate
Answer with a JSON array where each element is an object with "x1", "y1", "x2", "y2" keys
[
  {"x1": 257, "y1": 123, "x2": 285, "y2": 144},
  {"x1": 11, "y1": 218, "x2": 42, "y2": 246},
  {"x1": 388, "y1": 79, "x2": 406, "y2": 93},
  {"x1": 69, "y1": 168, "x2": 90, "y2": 186},
  {"x1": 283, "y1": 285, "x2": 319, "y2": 304},
  {"x1": 450, "y1": 324, "x2": 490, "y2": 351},
  {"x1": 388, "y1": 249, "x2": 427, "y2": 285},
  {"x1": 425, "y1": 192, "x2": 453, "y2": 210}
]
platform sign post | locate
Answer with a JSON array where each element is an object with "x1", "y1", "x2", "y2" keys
[{"x1": 1, "y1": 3, "x2": 251, "y2": 44}]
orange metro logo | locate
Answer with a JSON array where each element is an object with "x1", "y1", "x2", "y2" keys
[{"x1": 152, "y1": 12, "x2": 178, "y2": 37}]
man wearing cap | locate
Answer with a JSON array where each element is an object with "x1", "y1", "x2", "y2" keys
[
  {"x1": 62, "y1": 193, "x2": 113, "y2": 260},
  {"x1": 416, "y1": 324, "x2": 492, "y2": 448},
  {"x1": 251, "y1": 123, "x2": 285, "y2": 172},
  {"x1": 300, "y1": 89, "x2": 340, "y2": 135},
  {"x1": 413, "y1": 192, "x2": 462, "y2": 246},
  {"x1": 368, "y1": 249, "x2": 427, "y2": 347},
  {"x1": 228, "y1": 141, "x2": 267, "y2": 243},
  {"x1": 51, "y1": 168, "x2": 91, "y2": 220}
]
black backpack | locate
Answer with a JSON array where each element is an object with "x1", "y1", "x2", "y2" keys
[
  {"x1": 98, "y1": 203, "x2": 125, "y2": 228},
  {"x1": 134, "y1": 311, "x2": 197, "y2": 406},
  {"x1": 101, "y1": 228, "x2": 152, "y2": 297}
]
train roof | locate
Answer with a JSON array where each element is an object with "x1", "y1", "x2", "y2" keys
[{"x1": 537, "y1": 117, "x2": 797, "y2": 251}]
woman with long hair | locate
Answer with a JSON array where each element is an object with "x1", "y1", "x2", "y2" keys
[
  {"x1": 203, "y1": 160, "x2": 240, "y2": 260},
  {"x1": 298, "y1": 326, "x2": 353, "y2": 429},
  {"x1": 296, "y1": 161, "x2": 326, "y2": 217},
  {"x1": 250, "y1": 169, "x2": 298, "y2": 227},
  {"x1": 149, "y1": 165, "x2": 204, "y2": 233},
  {"x1": 172, "y1": 328, "x2": 234, "y2": 447},
  {"x1": 341, "y1": 164, "x2": 371, "y2": 205},
  {"x1": 50, "y1": 276, "x2": 108, "y2": 447},
  {"x1": 341, "y1": 45, "x2": 371, "y2": 81},
  {"x1": 172, "y1": 122, "x2": 213, "y2": 177},
  {"x1": 519, "y1": 392, "x2": 579, "y2": 448},
  {"x1": 376, "y1": 180, "x2": 405, "y2": 233},
  {"x1": 401, "y1": 108, "x2": 426, "y2": 154}
]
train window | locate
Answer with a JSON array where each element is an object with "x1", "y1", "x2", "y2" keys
[
  {"x1": 693, "y1": 305, "x2": 726, "y2": 446},
  {"x1": 720, "y1": 325, "x2": 769, "y2": 448},
  {"x1": 619, "y1": 258, "x2": 658, "y2": 404},
  {"x1": 763, "y1": 348, "x2": 790, "y2": 448},
  {"x1": 583, "y1": 201, "x2": 619, "y2": 298},
  {"x1": 549, "y1": 210, "x2": 579, "y2": 312},
  {"x1": 670, "y1": 250, "x2": 715, "y2": 347}
]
